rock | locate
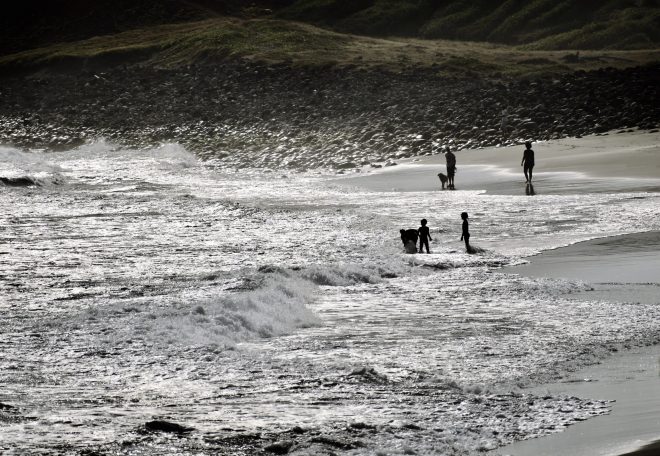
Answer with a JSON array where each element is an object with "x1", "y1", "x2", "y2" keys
[
  {"x1": 336, "y1": 161, "x2": 357, "y2": 169},
  {"x1": 264, "y1": 441, "x2": 294, "y2": 454},
  {"x1": 139, "y1": 420, "x2": 194, "y2": 434},
  {"x1": 0, "y1": 402, "x2": 17, "y2": 411},
  {"x1": 290, "y1": 426, "x2": 306, "y2": 434},
  {"x1": 348, "y1": 366, "x2": 388, "y2": 384}
]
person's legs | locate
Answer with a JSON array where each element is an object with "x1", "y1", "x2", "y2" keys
[
  {"x1": 423, "y1": 239, "x2": 430, "y2": 253},
  {"x1": 528, "y1": 166, "x2": 533, "y2": 182},
  {"x1": 523, "y1": 167, "x2": 529, "y2": 182},
  {"x1": 464, "y1": 235, "x2": 471, "y2": 253}
]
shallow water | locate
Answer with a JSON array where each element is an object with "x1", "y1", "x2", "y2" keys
[{"x1": 1, "y1": 141, "x2": 660, "y2": 455}]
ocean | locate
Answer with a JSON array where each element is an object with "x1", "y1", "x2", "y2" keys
[{"x1": 1, "y1": 140, "x2": 659, "y2": 455}]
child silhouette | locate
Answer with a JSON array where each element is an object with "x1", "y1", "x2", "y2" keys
[
  {"x1": 460, "y1": 212, "x2": 472, "y2": 253},
  {"x1": 418, "y1": 219, "x2": 432, "y2": 253}
]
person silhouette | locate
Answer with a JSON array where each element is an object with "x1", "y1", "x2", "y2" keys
[
  {"x1": 418, "y1": 219, "x2": 432, "y2": 253},
  {"x1": 400, "y1": 229, "x2": 418, "y2": 254},
  {"x1": 445, "y1": 147, "x2": 456, "y2": 189},
  {"x1": 460, "y1": 212, "x2": 471, "y2": 253},
  {"x1": 521, "y1": 141, "x2": 535, "y2": 183}
]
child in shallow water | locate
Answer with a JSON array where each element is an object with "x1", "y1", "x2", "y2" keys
[
  {"x1": 460, "y1": 212, "x2": 471, "y2": 253},
  {"x1": 418, "y1": 219, "x2": 432, "y2": 253}
]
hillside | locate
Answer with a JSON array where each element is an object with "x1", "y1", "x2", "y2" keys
[
  {"x1": 278, "y1": 0, "x2": 660, "y2": 49},
  {"x1": 2, "y1": 0, "x2": 659, "y2": 58},
  {"x1": 0, "y1": 0, "x2": 289, "y2": 56},
  {"x1": 1, "y1": 0, "x2": 657, "y2": 166},
  {"x1": 2, "y1": 16, "x2": 658, "y2": 77}
]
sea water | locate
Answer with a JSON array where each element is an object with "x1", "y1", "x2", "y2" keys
[{"x1": 1, "y1": 141, "x2": 659, "y2": 455}]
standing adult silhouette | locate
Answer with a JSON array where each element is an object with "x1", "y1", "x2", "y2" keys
[
  {"x1": 445, "y1": 147, "x2": 456, "y2": 189},
  {"x1": 521, "y1": 141, "x2": 535, "y2": 183}
]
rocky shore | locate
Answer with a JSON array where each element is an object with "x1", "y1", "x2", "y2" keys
[{"x1": 1, "y1": 61, "x2": 658, "y2": 170}]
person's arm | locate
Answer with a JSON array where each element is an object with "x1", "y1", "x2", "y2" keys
[{"x1": 521, "y1": 154, "x2": 525, "y2": 166}]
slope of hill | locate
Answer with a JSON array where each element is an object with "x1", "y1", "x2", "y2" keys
[
  {"x1": 2, "y1": 0, "x2": 658, "y2": 58},
  {"x1": 2, "y1": 16, "x2": 658, "y2": 77},
  {"x1": 278, "y1": 0, "x2": 660, "y2": 49},
  {"x1": 0, "y1": 0, "x2": 290, "y2": 56}
]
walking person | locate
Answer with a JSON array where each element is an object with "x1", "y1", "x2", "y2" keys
[
  {"x1": 521, "y1": 141, "x2": 535, "y2": 183},
  {"x1": 418, "y1": 219, "x2": 432, "y2": 253},
  {"x1": 460, "y1": 212, "x2": 472, "y2": 253},
  {"x1": 445, "y1": 147, "x2": 456, "y2": 189}
]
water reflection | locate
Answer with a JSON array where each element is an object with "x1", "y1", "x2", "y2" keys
[{"x1": 526, "y1": 182, "x2": 536, "y2": 196}]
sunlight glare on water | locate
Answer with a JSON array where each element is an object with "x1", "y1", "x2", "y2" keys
[{"x1": 1, "y1": 140, "x2": 660, "y2": 454}]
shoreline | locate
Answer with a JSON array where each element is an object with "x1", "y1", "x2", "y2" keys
[
  {"x1": 338, "y1": 133, "x2": 660, "y2": 455},
  {"x1": 495, "y1": 343, "x2": 660, "y2": 456},
  {"x1": 337, "y1": 130, "x2": 660, "y2": 195},
  {"x1": 495, "y1": 231, "x2": 660, "y2": 456},
  {"x1": 1, "y1": 62, "x2": 658, "y2": 171}
]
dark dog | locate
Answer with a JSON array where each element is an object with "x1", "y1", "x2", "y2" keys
[
  {"x1": 437, "y1": 173, "x2": 448, "y2": 189},
  {"x1": 400, "y1": 229, "x2": 419, "y2": 253}
]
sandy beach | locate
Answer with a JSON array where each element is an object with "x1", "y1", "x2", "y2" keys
[
  {"x1": 498, "y1": 234, "x2": 660, "y2": 456},
  {"x1": 338, "y1": 130, "x2": 660, "y2": 195},
  {"x1": 337, "y1": 130, "x2": 660, "y2": 455}
]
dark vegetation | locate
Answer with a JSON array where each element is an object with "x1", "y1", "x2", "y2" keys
[
  {"x1": 2, "y1": 0, "x2": 659, "y2": 57},
  {"x1": 0, "y1": 0, "x2": 291, "y2": 55},
  {"x1": 278, "y1": 0, "x2": 660, "y2": 49}
]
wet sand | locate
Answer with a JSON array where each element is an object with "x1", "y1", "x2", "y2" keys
[
  {"x1": 497, "y1": 231, "x2": 660, "y2": 455},
  {"x1": 495, "y1": 343, "x2": 660, "y2": 456},
  {"x1": 503, "y1": 231, "x2": 660, "y2": 306},
  {"x1": 339, "y1": 130, "x2": 660, "y2": 194}
]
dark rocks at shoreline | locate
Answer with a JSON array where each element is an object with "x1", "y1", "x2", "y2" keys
[
  {"x1": 138, "y1": 419, "x2": 194, "y2": 435},
  {"x1": 0, "y1": 61, "x2": 658, "y2": 170}
]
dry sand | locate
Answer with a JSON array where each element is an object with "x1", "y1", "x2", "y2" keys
[
  {"x1": 337, "y1": 130, "x2": 660, "y2": 455},
  {"x1": 338, "y1": 130, "x2": 660, "y2": 195}
]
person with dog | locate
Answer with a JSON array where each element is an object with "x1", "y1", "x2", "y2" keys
[
  {"x1": 521, "y1": 141, "x2": 535, "y2": 183},
  {"x1": 460, "y1": 212, "x2": 472, "y2": 253},
  {"x1": 445, "y1": 147, "x2": 456, "y2": 189},
  {"x1": 418, "y1": 219, "x2": 432, "y2": 253}
]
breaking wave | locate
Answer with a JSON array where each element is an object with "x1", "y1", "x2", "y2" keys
[
  {"x1": 93, "y1": 263, "x2": 394, "y2": 349},
  {"x1": 0, "y1": 145, "x2": 66, "y2": 186}
]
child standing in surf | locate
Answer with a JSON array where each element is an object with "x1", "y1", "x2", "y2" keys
[
  {"x1": 418, "y1": 219, "x2": 432, "y2": 253},
  {"x1": 460, "y1": 212, "x2": 472, "y2": 253}
]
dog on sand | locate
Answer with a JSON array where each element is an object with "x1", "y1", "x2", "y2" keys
[{"x1": 437, "y1": 173, "x2": 448, "y2": 189}]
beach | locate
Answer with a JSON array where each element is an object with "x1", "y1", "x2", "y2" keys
[
  {"x1": 497, "y1": 234, "x2": 660, "y2": 455},
  {"x1": 339, "y1": 130, "x2": 660, "y2": 195},
  {"x1": 339, "y1": 130, "x2": 660, "y2": 455},
  {"x1": 1, "y1": 130, "x2": 659, "y2": 454}
]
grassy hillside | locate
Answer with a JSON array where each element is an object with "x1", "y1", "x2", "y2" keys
[
  {"x1": 0, "y1": 0, "x2": 292, "y2": 55},
  {"x1": 1, "y1": 16, "x2": 658, "y2": 78},
  {"x1": 3, "y1": 0, "x2": 658, "y2": 58},
  {"x1": 278, "y1": 0, "x2": 660, "y2": 49}
]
